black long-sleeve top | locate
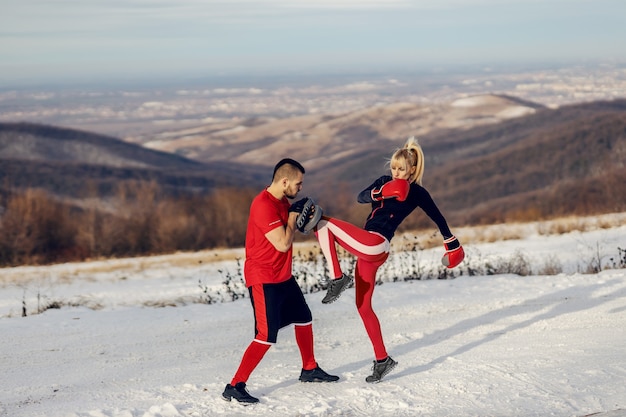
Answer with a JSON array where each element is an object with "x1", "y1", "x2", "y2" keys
[{"x1": 357, "y1": 175, "x2": 452, "y2": 242}]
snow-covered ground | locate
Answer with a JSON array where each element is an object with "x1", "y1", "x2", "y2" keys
[{"x1": 1, "y1": 215, "x2": 625, "y2": 417}]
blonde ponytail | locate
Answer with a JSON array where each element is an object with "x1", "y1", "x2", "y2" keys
[{"x1": 390, "y1": 136, "x2": 425, "y2": 185}]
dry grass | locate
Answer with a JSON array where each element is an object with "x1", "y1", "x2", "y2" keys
[
  {"x1": 2, "y1": 212, "x2": 624, "y2": 287},
  {"x1": 0, "y1": 248, "x2": 245, "y2": 286},
  {"x1": 392, "y1": 212, "x2": 626, "y2": 251}
]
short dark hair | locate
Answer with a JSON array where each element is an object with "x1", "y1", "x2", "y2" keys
[{"x1": 272, "y1": 158, "x2": 305, "y2": 181}]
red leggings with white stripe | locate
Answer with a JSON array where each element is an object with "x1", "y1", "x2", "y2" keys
[{"x1": 315, "y1": 217, "x2": 391, "y2": 360}]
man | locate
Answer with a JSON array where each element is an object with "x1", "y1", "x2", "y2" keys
[{"x1": 222, "y1": 158, "x2": 339, "y2": 404}]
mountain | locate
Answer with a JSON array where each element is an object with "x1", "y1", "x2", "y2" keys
[
  {"x1": 304, "y1": 98, "x2": 626, "y2": 227},
  {"x1": 0, "y1": 123, "x2": 269, "y2": 199},
  {"x1": 128, "y1": 94, "x2": 543, "y2": 173},
  {"x1": 123, "y1": 94, "x2": 547, "y2": 218},
  {"x1": 2, "y1": 96, "x2": 625, "y2": 232},
  {"x1": 422, "y1": 98, "x2": 626, "y2": 225},
  {"x1": 119, "y1": 94, "x2": 626, "y2": 229}
]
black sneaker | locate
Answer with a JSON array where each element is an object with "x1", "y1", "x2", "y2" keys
[
  {"x1": 365, "y1": 356, "x2": 397, "y2": 383},
  {"x1": 321, "y1": 274, "x2": 353, "y2": 304},
  {"x1": 222, "y1": 382, "x2": 259, "y2": 404},
  {"x1": 299, "y1": 365, "x2": 340, "y2": 382}
]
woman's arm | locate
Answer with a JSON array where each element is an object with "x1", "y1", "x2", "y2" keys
[
  {"x1": 415, "y1": 186, "x2": 453, "y2": 238},
  {"x1": 357, "y1": 175, "x2": 391, "y2": 204}
]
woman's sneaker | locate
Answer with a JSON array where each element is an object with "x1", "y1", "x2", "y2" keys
[
  {"x1": 222, "y1": 382, "x2": 259, "y2": 404},
  {"x1": 365, "y1": 356, "x2": 398, "y2": 383},
  {"x1": 321, "y1": 274, "x2": 353, "y2": 304}
]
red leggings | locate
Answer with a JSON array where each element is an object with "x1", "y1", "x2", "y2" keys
[{"x1": 315, "y1": 217, "x2": 390, "y2": 360}]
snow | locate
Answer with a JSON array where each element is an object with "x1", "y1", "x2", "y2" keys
[
  {"x1": 450, "y1": 96, "x2": 499, "y2": 108},
  {"x1": 495, "y1": 105, "x2": 536, "y2": 119},
  {"x1": 1, "y1": 216, "x2": 626, "y2": 417}
]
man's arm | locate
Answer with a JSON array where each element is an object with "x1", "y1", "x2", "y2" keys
[{"x1": 264, "y1": 212, "x2": 299, "y2": 252}]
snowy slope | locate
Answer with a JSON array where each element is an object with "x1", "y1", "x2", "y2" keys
[{"x1": 1, "y1": 218, "x2": 625, "y2": 417}]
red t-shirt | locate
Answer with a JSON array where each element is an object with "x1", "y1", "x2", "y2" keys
[{"x1": 243, "y1": 189, "x2": 293, "y2": 287}]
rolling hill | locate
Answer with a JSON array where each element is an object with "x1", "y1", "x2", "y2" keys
[
  {"x1": 309, "y1": 98, "x2": 626, "y2": 228},
  {"x1": 128, "y1": 94, "x2": 544, "y2": 173},
  {"x1": 1, "y1": 96, "x2": 625, "y2": 230},
  {"x1": 422, "y1": 98, "x2": 626, "y2": 225},
  {"x1": 0, "y1": 123, "x2": 269, "y2": 199}
]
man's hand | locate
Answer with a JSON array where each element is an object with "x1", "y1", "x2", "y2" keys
[{"x1": 289, "y1": 197, "x2": 309, "y2": 213}]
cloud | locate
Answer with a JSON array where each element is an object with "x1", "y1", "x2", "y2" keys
[
  {"x1": 1, "y1": 0, "x2": 625, "y2": 86},
  {"x1": 0, "y1": 0, "x2": 603, "y2": 34}
]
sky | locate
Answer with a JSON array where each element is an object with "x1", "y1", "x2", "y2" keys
[{"x1": 1, "y1": 0, "x2": 626, "y2": 87}]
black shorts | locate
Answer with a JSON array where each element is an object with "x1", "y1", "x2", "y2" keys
[{"x1": 249, "y1": 276, "x2": 312, "y2": 344}]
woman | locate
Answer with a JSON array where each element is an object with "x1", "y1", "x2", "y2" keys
[{"x1": 312, "y1": 136, "x2": 464, "y2": 383}]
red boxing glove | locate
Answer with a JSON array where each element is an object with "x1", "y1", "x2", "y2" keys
[
  {"x1": 441, "y1": 236, "x2": 464, "y2": 268},
  {"x1": 371, "y1": 179, "x2": 410, "y2": 202}
]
